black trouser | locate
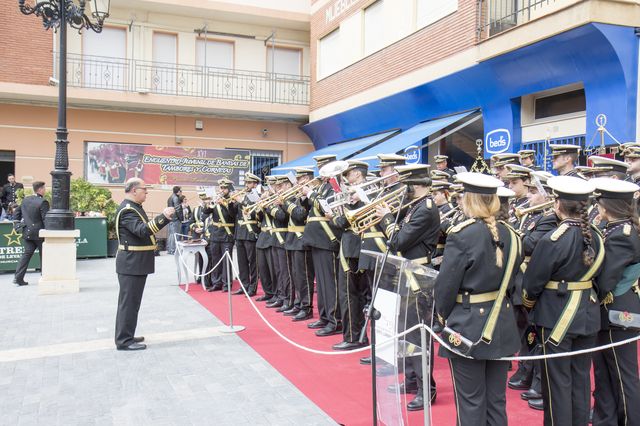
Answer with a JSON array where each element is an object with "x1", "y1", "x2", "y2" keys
[
  {"x1": 513, "y1": 305, "x2": 536, "y2": 381},
  {"x1": 449, "y1": 357, "x2": 510, "y2": 426},
  {"x1": 115, "y1": 274, "x2": 147, "y2": 347},
  {"x1": 14, "y1": 239, "x2": 43, "y2": 282},
  {"x1": 539, "y1": 328, "x2": 595, "y2": 426},
  {"x1": 236, "y1": 239, "x2": 258, "y2": 293},
  {"x1": 312, "y1": 247, "x2": 340, "y2": 328},
  {"x1": 195, "y1": 250, "x2": 204, "y2": 284},
  {"x1": 208, "y1": 241, "x2": 234, "y2": 288},
  {"x1": 338, "y1": 257, "x2": 369, "y2": 342},
  {"x1": 405, "y1": 290, "x2": 436, "y2": 395},
  {"x1": 593, "y1": 328, "x2": 640, "y2": 426},
  {"x1": 257, "y1": 247, "x2": 275, "y2": 297},
  {"x1": 289, "y1": 249, "x2": 314, "y2": 311},
  {"x1": 271, "y1": 247, "x2": 290, "y2": 303}
]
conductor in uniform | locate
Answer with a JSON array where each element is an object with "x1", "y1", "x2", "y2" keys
[{"x1": 115, "y1": 178, "x2": 174, "y2": 351}]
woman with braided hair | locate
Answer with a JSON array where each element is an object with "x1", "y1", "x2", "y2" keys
[
  {"x1": 435, "y1": 172, "x2": 523, "y2": 426},
  {"x1": 522, "y1": 176, "x2": 604, "y2": 426},
  {"x1": 591, "y1": 178, "x2": 640, "y2": 426}
]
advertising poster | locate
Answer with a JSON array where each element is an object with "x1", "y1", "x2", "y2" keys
[{"x1": 85, "y1": 142, "x2": 251, "y2": 187}]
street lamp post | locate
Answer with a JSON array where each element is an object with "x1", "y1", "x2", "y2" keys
[{"x1": 18, "y1": 0, "x2": 109, "y2": 230}]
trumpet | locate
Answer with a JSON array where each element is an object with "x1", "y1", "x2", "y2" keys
[
  {"x1": 440, "y1": 205, "x2": 460, "y2": 220},
  {"x1": 515, "y1": 200, "x2": 554, "y2": 218},
  {"x1": 279, "y1": 177, "x2": 322, "y2": 202},
  {"x1": 345, "y1": 187, "x2": 427, "y2": 234}
]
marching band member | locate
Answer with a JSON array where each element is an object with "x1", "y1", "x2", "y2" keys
[
  {"x1": 255, "y1": 176, "x2": 278, "y2": 302},
  {"x1": 522, "y1": 176, "x2": 604, "y2": 426},
  {"x1": 491, "y1": 153, "x2": 521, "y2": 181},
  {"x1": 302, "y1": 155, "x2": 344, "y2": 337},
  {"x1": 588, "y1": 155, "x2": 630, "y2": 180},
  {"x1": 432, "y1": 180, "x2": 454, "y2": 262},
  {"x1": 518, "y1": 149, "x2": 542, "y2": 171},
  {"x1": 189, "y1": 191, "x2": 211, "y2": 284},
  {"x1": 377, "y1": 164, "x2": 441, "y2": 411},
  {"x1": 549, "y1": 144, "x2": 583, "y2": 178},
  {"x1": 622, "y1": 144, "x2": 640, "y2": 184},
  {"x1": 504, "y1": 165, "x2": 532, "y2": 227},
  {"x1": 281, "y1": 168, "x2": 315, "y2": 321},
  {"x1": 232, "y1": 173, "x2": 262, "y2": 297},
  {"x1": 435, "y1": 172, "x2": 523, "y2": 425},
  {"x1": 496, "y1": 186, "x2": 515, "y2": 222},
  {"x1": 265, "y1": 175, "x2": 291, "y2": 311},
  {"x1": 206, "y1": 178, "x2": 237, "y2": 292},
  {"x1": 433, "y1": 155, "x2": 456, "y2": 181},
  {"x1": 431, "y1": 169, "x2": 452, "y2": 183},
  {"x1": 328, "y1": 160, "x2": 370, "y2": 350},
  {"x1": 591, "y1": 177, "x2": 640, "y2": 426}
]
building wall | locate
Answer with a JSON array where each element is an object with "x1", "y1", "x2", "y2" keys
[
  {"x1": 0, "y1": 5, "x2": 53, "y2": 85},
  {"x1": 310, "y1": 0, "x2": 477, "y2": 111},
  {"x1": 0, "y1": 103, "x2": 312, "y2": 214}
]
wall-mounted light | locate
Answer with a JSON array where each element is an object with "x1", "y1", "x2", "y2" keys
[
  {"x1": 195, "y1": 120, "x2": 204, "y2": 131},
  {"x1": 262, "y1": 128, "x2": 268, "y2": 137},
  {"x1": 175, "y1": 137, "x2": 183, "y2": 145}
]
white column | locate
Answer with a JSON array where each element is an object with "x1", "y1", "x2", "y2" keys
[{"x1": 38, "y1": 229, "x2": 80, "y2": 295}]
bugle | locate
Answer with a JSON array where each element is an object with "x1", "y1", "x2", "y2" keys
[
  {"x1": 440, "y1": 206, "x2": 460, "y2": 220},
  {"x1": 515, "y1": 200, "x2": 554, "y2": 218}
]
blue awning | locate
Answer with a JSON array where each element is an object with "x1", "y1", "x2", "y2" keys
[
  {"x1": 271, "y1": 130, "x2": 398, "y2": 173},
  {"x1": 351, "y1": 111, "x2": 475, "y2": 168}
]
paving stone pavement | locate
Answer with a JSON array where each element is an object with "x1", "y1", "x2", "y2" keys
[{"x1": 0, "y1": 254, "x2": 336, "y2": 426}]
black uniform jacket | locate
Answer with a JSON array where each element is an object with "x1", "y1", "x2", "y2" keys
[
  {"x1": 15, "y1": 194, "x2": 49, "y2": 241},
  {"x1": 597, "y1": 220, "x2": 640, "y2": 330},
  {"x1": 167, "y1": 194, "x2": 184, "y2": 221},
  {"x1": 332, "y1": 199, "x2": 365, "y2": 260},
  {"x1": 508, "y1": 197, "x2": 529, "y2": 228},
  {"x1": 382, "y1": 197, "x2": 440, "y2": 263},
  {"x1": 268, "y1": 203, "x2": 289, "y2": 249},
  {"x1": 284, "y1": 197, "x2": 309, "y2": 251},
  {"x1": 189, "y1": 204, "x2": 210, "y2": 239},
  {"x1": 522, "y1": 220, "x2": 604, "y2": 337},
  {"x1": 435, "y1": 219, "x2": 523, "y2": 359},
  {"x1": 358, "y1": 182, "x2": 405, "y2": 271},
  {"x1": 302, "y1": 181, "x2": 342, "y2": 252},
  {"x1": 235, "y1": 196, "x2": 260, "y2": 242},
  {"x1": 256, "y1": 209, "x2": 274, "y2": 250},
  {"x1": 115, "y1": 200, "x2": 169, "y2": 275},
  {"x1": 1, "y1": 182, "x2": 23, "y2": 208},
  {"x1": 208, "y1": 198, "x2": 237, "y2": 243}
]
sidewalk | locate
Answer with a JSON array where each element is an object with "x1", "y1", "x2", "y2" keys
[{"x1": 0, "y1": 254, "x2": 336, "y2": 426}]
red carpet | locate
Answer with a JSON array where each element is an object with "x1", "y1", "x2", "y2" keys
[{"x1": 183, "y1": 282, "x2": 543, "y2": 425}]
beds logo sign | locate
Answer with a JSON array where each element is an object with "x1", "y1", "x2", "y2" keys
[
  {"x1": 403, "y1": 145, "x2": 421, "y2": 164},
  {"x1": 485, "y1": 129, "x2": 511, "y2": 154}
]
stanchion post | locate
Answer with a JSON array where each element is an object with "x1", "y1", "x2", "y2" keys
[
  {"x1": 218, "y1": 249, "x2": 245, "y2": 333},
  {"x1": 421, "y1": 324, "x2": 430, "y2": 426}
]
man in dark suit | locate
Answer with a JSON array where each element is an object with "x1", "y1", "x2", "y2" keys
[
  {"x1": 13, "y1": 181, "x2": 49, "y2": 286},
  {"x1": 2, "y1": 173, "x2": 24, "y2": 217},
  {"x1": 115, "y1": 178, "x2": 174, "y2": 351},
  {"x1": 166, "y1": 186, "x2": 183, "y2": 254}
]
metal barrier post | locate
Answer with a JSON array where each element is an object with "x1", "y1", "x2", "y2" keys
[{"x1": 218, "y1": 249, "x2": 245, "y2": 333}]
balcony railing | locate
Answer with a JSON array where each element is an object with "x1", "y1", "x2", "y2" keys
[
  {"x1": 58, "y1": 53, "x2": 310, "y2": 105},
  {"x1": 478, "y1": 0, "x2": 560, "y2": 39}
]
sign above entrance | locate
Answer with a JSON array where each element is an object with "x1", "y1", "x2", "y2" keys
[
  {"x1": 403, "y1": 145, "x2": 422, "y2": 164},
  {"x1": 485, "y1": 129, "x2": 512, "y2": 155},
  {"x1": 85, "y1": 142, "x2": 251, "y2": 187}
]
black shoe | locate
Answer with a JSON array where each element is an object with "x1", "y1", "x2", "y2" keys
[
  {"x1": 247, "y1": 290, "x2": 257, "y2": 297},
  {"x1": 276, "y1": 304, "x2": 291, "y2": 313},
  {"x1": 255, "y1": 295, "x2": 271, "y2": 302},
  {"x1": 207, "y1": 285, "x2": 222, "y2": 292},
  {"x1": 283, "y1": 307, "x2": 300, "y2": 316},
  {"x1": 292, "y1": 310, "x2": 312, "y2": 321},
  {"x1": 13, "y1": 279, "x2": 28, "y2": 286},
  {"x1": 387, "y1": 381, "x2": 418, "y2": 394},
  {"x1": 133, "y1": 336, "x2": 145, "y2": 343},
  {"x1": 521, "y1": 388, "x2": 542, "y2": 401},
  {"x1": 231, "y1": 289, "x2": 244, "y2": 295},
  {"x1": 360, "y1": 356, "x2": 371, "y2": 365},
  {"x1": 196, "y1": 279, "x2": 202, "y2": 284},
  {"x1": 221, "y1": 286, "x2": 229, "y2": 292},
  {"x1": 332, "y1": 340, "x2": 367, "y2": 351},
  {"x1": 307, "y1": 320, "x2": 327, "y2": 329},
  {"x1": 315, "y1": 325, "x2": 342, "y2": 337},
  {"x1": 508, "y1": 369, "x2": 532, "y2": 390},
  {"x1": 266, "y1": 300, "x2": 284, "y2": 309},
  {"x1": 407, "y1": 394, "x2": 424, "y2": 411},
  {"x1": 116, "y1": 343, "x2": 147, "y2": 351},
  {"x1": 528, "y1": 398, "x2": 544, "y2": 411}
]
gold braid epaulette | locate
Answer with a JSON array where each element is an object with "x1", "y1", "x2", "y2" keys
[
  {"x1": 550, "y1": 223, "x2": 569, "y2": 241},
  {"x1": 449, "y1": 218, "x2": 475, "y2": 234}
]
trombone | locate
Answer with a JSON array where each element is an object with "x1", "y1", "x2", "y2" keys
[
  {"x1": 515, "y1": 200, "x2": 554, "y2": 218},
  {"x1": 440, "y1": 205, "x2": 460, "y2": 220}
]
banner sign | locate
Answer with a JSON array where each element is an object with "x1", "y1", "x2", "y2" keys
[
  {"x1": 0, "y1": 223, "x2": 40, "y2": 271},
  {"x1": 85, "y1": 142, "x2": 251, "y2": 187}
]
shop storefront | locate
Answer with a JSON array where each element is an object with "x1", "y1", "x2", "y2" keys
[{"x1": 298, "y1": 23, "x2": 638, "y2": 168}]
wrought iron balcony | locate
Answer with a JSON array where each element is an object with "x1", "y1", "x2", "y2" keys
[
  {"x1": 57, "y1": 53, "x2": 310, "y2": 105},
  {"x1": 478, "y1": 0, "x2": 562, "y2": 39}
]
